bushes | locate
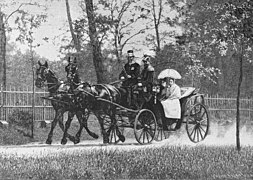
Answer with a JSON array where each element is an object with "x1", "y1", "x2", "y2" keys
[
  {"x1": 8, "y1": 109, "x2": 33, "y2": 138},
  {"x1": 8, "y1": 109, "x2": 32, "y2": 129},
  {"x1": 0, "y1": 128, "x2": 31, "y2": 145},
  {"x1": 0, "y1": 110, "x2": 33, "y2": 145}
]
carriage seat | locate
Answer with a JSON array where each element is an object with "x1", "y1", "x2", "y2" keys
[{"x1": 180, "y1": 87, "x2": 196, "y2": 99}]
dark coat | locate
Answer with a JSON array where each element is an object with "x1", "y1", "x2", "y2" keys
[
  {"x1": 141, "y1": 64, "x2": 154, "y2": 92},
  {"x1": 119, "y1": 62, "x2": 140, "y2": 87}
]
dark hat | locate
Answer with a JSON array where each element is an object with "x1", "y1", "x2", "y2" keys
[{"x1": 127, "y1": 50, "x2": 134, "y2": 57}]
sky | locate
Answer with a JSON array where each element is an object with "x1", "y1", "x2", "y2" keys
[
  {"x1": 5, "y1": 0, "x2": 82, "y2": 61},
  {"x1": 4, "y1": 0, "x2": 181, "y2": 62}
]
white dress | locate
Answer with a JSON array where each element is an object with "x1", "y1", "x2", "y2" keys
[{"x1": 161, "y1": 84, "x2": 181, "y2": 119}]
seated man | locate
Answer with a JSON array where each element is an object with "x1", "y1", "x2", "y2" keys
[
  {"x1": 119, "y1": 50, "x2": 140, "y2": 87},
  {"x1": 119, "y1": 50, "x2": 140, "y2": 107},
  {"x1": 160, "y1": 77, "x2": 181, "y2": 128},
  {"x1": 141, "y1": 53, "x2": 154, "y2": 93}
]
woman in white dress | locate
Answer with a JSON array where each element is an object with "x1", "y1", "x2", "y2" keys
[{"x1": 161, "y1": 78, "x2": 181, "y2": 120}]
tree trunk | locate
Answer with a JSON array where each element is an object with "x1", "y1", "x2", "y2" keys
[
  {"x1": 155, "y1": 23, "x2": 161, "y2": 52},
  {"x1": 65, "y1": 0, "x2": 86, "y2": 79},
  {"x1": 236, "y1": 43, "x2": 243, "y2": 151},
  {"x1": 85, "y1": 0, "x2": 108, "y2": 83},
  {"x1": 0, "y1": 12, "x2": 6, "y2": 89}
]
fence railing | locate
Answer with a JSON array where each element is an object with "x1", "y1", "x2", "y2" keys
[
  {"x1": 0, "y1": 85, "x2": 55, "y2": 122},
  {"x1": 205, "y1": 94, "x2": 253, "y2": 121},
  {"x1": 0, "y1": 85, "x2": 252, "y2": 123}
]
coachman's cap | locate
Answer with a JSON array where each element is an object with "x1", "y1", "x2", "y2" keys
[{"x1": 127, "y1": 50, "x2": 134, "y2": 57}]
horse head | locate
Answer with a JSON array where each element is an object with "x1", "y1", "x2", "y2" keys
[
  {"x1": 35, "y1": 61, "x2": 59, "y2": 92},
  {"x1": 35, "y1": 61, "x2": 49, "y2": 88}
]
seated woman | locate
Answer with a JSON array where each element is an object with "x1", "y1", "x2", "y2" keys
[{"x1": 161, "y1": 77, "x2": 181, "y2": 123}]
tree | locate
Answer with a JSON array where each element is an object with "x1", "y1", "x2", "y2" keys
[
  {"x1": 84, "y1": 0, "x2": 108, "y2": 83},
  {"x1": 219, "y1": 0, "x2": 253, "y2": 151},
  {"x1": 97, "y1": 0, "x2": 149, "y2": 61},
  {"x1": 184, "y1": 0, "x2": 253, "y2": 151},
  {"x1": 0, "y1": 2, "x2": 46, "y2": 89},
  {"x1": 142, "y1": 0, "x2": 183, "y2": 52},
  {"x1": 65, "y1": 0, "x2": 86, "y2": 77}
]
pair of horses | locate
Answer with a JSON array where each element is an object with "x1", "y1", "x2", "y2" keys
[{"x1": 35, "y1": 61, "x2": 126, "y2": 144}]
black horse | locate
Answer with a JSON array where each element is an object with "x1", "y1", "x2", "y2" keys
[
  {"x1": 79, "y1": 83, "x2": 126, "y2": 143},
  {"x1": 35, "y1": 61, "x2": 98, "y2": 144}
]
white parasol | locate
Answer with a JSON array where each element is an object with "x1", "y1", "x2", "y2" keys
[{"x1": 157, "y1": 69, "x2": 182, "y2": 79}]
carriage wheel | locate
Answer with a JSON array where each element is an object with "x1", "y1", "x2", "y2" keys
[
  {"x1": 155, "y1": 127, "x2": 170, "y2": 141},
  {"x1": 134, "y1": 109, "x2": 157, "y2": 144},
  {"x1": 153, "y1": 106, "x2": 169, "y2": 141},
  {"x1": 103, "y1": 114, "x2": 124, "y2": 144},
  {"x1": 186, "y1": 103, "x2": 209, "y2": 143}
]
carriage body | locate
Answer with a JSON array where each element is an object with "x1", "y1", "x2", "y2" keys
[
  {"x1": 87, "y1": 81, "x2": 209, "y2": 145},
  {"x1": 149, "y1": 84, "x2": 210, "y2": 143}
]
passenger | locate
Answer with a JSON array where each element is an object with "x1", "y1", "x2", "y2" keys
[
  {"x1": 141, "y1": 53, "x2": 154, "y2": 93},
  {"x1": 161, "y1": 77, "x2": 181, "y2": 120}
]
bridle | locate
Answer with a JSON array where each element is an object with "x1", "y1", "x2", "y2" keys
[{"x1": 36, "y1": 65, "x2": 59, "y2": 90}]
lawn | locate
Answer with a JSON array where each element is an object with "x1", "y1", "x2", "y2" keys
[{"x1": 0, "y1": 145, "x2": 252, "y2": 179}]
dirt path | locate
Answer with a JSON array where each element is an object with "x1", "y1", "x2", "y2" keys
[{"x1": 0, "y1": 126, "x2": 252, "y2": 158}]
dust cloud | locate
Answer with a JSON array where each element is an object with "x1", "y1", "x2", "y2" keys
[{"x1": 162, "y1": 122, "x2": 253, "y2": 147}]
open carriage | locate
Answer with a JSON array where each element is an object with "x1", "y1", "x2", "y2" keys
[
  {"x1": 150, "y1": 85, "x2": 210, "y2": 143},
  {"x1": 86, "y1": 79, "x2": 209, "y2": 145}
]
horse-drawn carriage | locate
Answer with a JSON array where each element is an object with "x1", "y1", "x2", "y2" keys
[
  {"x1": 90, "y1": 81, "x2": 210, "y2": 144},
  {"x1": 36, "y1": 61, "x2": 209, "y2": 145}
]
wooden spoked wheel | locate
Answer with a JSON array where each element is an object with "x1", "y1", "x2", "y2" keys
[
  {"x1": 186, "y1": 103, "x2": 209, "y2": 143},
  {"x1": 153, "y1": 107, "x2": 169, "y2": 141},
  {"x1": 155, "y1": 127, "x2": 169, "y2": 141},
  {"x1": 103, "y1": 114, "x2": 124, "y2": 144},
  {"x1": 134, "y1": 109, "x2": 157, "y2": 144}
]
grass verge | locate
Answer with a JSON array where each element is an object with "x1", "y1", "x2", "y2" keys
[{"x1": 0, "y1": 145, "x2": 253, "y2": 179}]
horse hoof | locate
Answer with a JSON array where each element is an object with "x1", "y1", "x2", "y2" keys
[
  {"x1": 61, "y1": 138, "x2": 67, "y2": 145},
  {"x1": 92, "y1": 133, "x2": 99, "y2": 139},
  {"x1": 103, "y1": 138, "x2": 109, "y2": 144},
  {"x1": 74, "y1": 138, "x2": 80, "y2": 144},
  {"x1": 46, "y1": 139, "x2": 52, "y2": 145},
  {"x1": 119, "y1": 135, "x2": 125, "y2": 143},
  {"x1": 68, "y1": 136, "x2": 75, "y2": 143}
]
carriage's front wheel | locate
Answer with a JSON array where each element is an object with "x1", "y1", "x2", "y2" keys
[
  {"x1": 134, "y1": 109, "x2": 157, "y2": 144},
  {"x1": 103, "y1": 114, "x2": 124, "y2": 144},
  {"x1": 186, "y1": 103, "x2": 209, "y2": 143},
  {"x1": 153, "y1": 105, "x2": 169, "y2": 141}
]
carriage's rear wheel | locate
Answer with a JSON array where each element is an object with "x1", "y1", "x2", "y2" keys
[
  {"x1": 103, "y1": 114, "x2": 124, "y2": 144},
  {"x1": 134, "y1": 109, "x2": 157, "y2": 144},
  {"x1": 186, "y1": 103, "x2": 209, "y2": 143}
]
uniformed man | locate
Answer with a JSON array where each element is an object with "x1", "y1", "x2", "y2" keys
[
  {"x1": 119, "y1": 50, "x2": 140, "y2": 108},
  {"x1": 119, "y1": 50, "x2": 140, "y2": 87}
]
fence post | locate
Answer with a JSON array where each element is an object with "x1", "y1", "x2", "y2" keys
[{"x1": 0, "y1": 84, "x2": 2, "y2": 120}]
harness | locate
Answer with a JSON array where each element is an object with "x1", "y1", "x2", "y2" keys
[{"x1": 97, "y1": 84, "x2": 113, "y2": 102}]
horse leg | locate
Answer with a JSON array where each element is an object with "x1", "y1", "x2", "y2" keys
[
  {"x1": 95, "y1": 112, "x2": 109, "y2": 144},
  {"x1": 46, "y1": 110, "x2": 62, "y2": 144},
  {"x1": 61, "y1": 111, "x2": 75, "y2": 145},
  {"x1": 74, "y1": 111, "x2": 99, "y2": 144},
  {"x1": 110, "y1": 110, "x2": 125, "y2": 143}
]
